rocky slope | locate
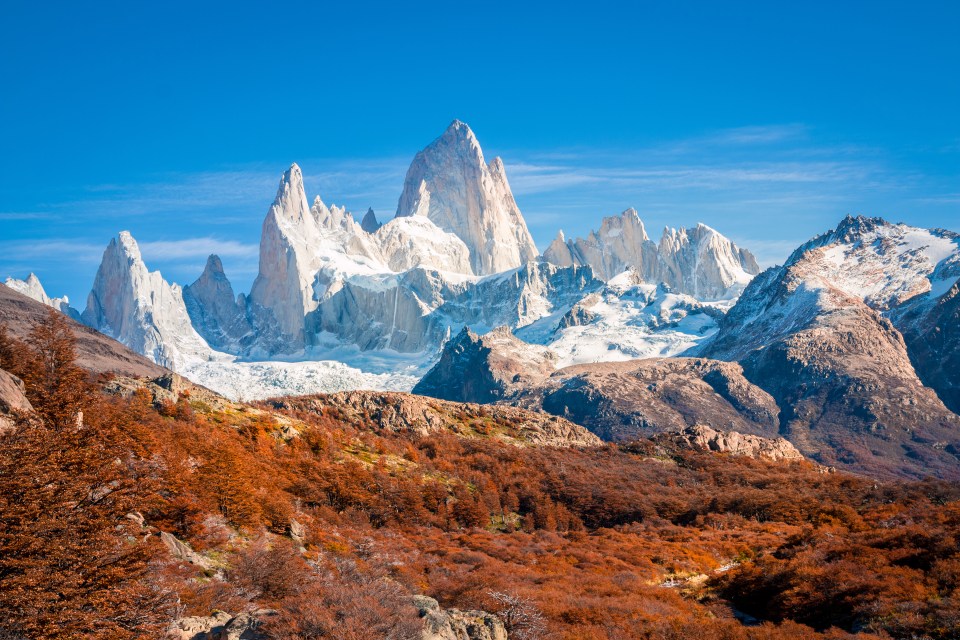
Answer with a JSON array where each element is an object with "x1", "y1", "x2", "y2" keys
[
  {"x1": 653, "y1": 424, "x2": 805, "y2": 462},
  {"x1": 396, "y1": 120, "x2": 538, "y2": 275},
  {"x1": 695, "y1": 216, "x2": 960, "y2": 478},
  {"x1": 416, "y1": 336, "x2": 781, "y2": 444},
  {"x1": 269, "y1": 390, "x2": 602, "y2": 448},
  {"x1": 543, "y1": 208, "x2": 760, "y2": 299},
  {"x1": 0, "y1": 283, "x2": 167, "y2": 378}
]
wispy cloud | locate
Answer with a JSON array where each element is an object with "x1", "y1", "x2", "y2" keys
[{"x1": 137, "y1": 237, "x2": 258, "y2": 261}]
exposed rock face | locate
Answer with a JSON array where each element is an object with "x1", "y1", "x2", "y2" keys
[
  {"x1": 81, "y1": 232, "x2": 213, "y2": 370},
  {"x1": 542, "y1": 209, "x2": 760, "y2": 299},
  {"x1": 416, "y1": 335, "x2": 780, "y2": 443},
  {"x1": 896, "y1": 279, "x2": 960, "y2": 413},
  {"x1": 167, "y1": 610, "x2": 271, "y2": 640},
  {"x1": 512, "y1": 358, "x2": 781, "y2": 442},
  {"x1": 183, "y1": 255, "x2": 254, "y2": 352},
  {"x1": 159, "y1": 531, "x2": 212, "y2": 570},
  {"x1": 247, "y1": 164, "x2": 320, "y2": 347},
  {"x1": 0, "y1": 369, "x2": 32, "y2": 431},
  {"x1": 696, "y1": 216, "x2": 960, "y2": 479},
  {"x1": 0, "y1": 369, "x2": 32, "y2": 416},
  {"x1": 0, "y1": 284, "x2": 167, "y2": 378},
  {"x1": 414, "y1": 327, "x2": 557, "y2": 404},
  {"x1": 269, "y1": 391, "x2": 602, "y2": 448},
  {"x1": 414, "y1": 595, "x2": 508, "y2": 640},
  {"x1": 4, "y1": 272, "x2": 81, "y2": 320},
  {"x1": 396, "y1": 120, "x2": 538, "y2": 275},
  {"x1": 657, "y1": 425, "x2": 804, "y2": 461}
]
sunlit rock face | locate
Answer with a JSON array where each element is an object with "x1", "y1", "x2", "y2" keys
[
  {"x1": 396, "y1": 120, "x2": 539, "y2": 276},
  {"x1": 81, "y1": 231, "x2": 212, "y2": 370}
]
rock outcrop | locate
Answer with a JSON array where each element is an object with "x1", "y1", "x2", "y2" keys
[
  {"x1": 414, "y1": 327, "x2": 557, "y2": 404},
  {"x1": 543, "y1": 209, "x2": 759, "y2": 299},
  {"x1": 416, "y1": 334, "x2": 781, "y2": 444},
  {"x1": 656, "y1": 425, "x2": 804, "y2": 461},
  {"x1": 269, "y1": 391, "x2": 602, "y2": 448},
  {"x1": 414, "y1": 595, "x2": 508, "y2": 640},
  {"x1": 512, "y1": 358, "x2": 781, "y2": 442},
  {"x1": 167, "y1": 610, "x2": 271, "y2": 640},
  {"x1": 0, "y1": 369, "x2": 32, "y2": 431},
  {"x1": 396, "y1": 120, "x2": 538, "y2": 275},
  {"x1": 361, "y1": 207, "x2": 382, "y2": 233},
  {"x1": 81, "y1": 232, "x2": 213, "y2": 370}
]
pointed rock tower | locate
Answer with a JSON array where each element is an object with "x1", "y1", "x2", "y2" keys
[
  {"x1": 81, "y1": 231, "x2": 211, "y2": 369},
  {"x1": 248, "y1": 163, "x2": 320, "y2": 346},
  {"x1": 183, "y1": 254, "x2": 253, "y2": 352},
  {"x1": 396, "y1": 120, "x2": 538, "y2": 275}
]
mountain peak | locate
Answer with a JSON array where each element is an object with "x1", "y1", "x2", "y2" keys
[
  {"x1": 204, "y1": 254, "x2": 225, "y2": 275},
  {"x1": 361, "y1": 208, "x2": 382, "y2": 233},
  {"x1": 395, "y1": 122, "x2": 538, "y2": 275}
]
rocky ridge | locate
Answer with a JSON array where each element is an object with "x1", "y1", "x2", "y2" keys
[{"x1": 543, "y1": 208, "x2": 760, "y2": 299}]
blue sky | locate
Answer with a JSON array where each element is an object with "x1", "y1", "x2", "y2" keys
[{"x1": 1, "y1": 0, "x2": 958, "y2": 305}]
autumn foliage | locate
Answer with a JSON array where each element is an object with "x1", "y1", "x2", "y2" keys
[{"x1": 0, "y1": 312, "x2": 959, "y2": 639}]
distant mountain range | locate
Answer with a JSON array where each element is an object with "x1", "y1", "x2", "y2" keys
[{"x1": 5, "y1": 121, "x2": 959, "y2": 479}]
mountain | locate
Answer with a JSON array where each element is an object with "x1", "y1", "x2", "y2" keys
[
  {"x1": 4, "y1": 273, "x2": 81, "y2": 320},
  {"x1": 182, "y1": 254, "x2": 254, "y2": 352},
  {"x1": 417, "y1": 215, "x2": 960, "y2": 479},
  {"x1": 695, "y1": 215, "x2": 960, "y2": 478},
  {"x1": 543, "y1": 208, "x2": 760, "y2": 299},
  {"x1": 247, "y1": 163, "x2": 324, "y2": 347},
  {"x1": 81, "y1": 231, "x2": 214, "y2": 370},
  {"x1": 396, "y1": 120, "x2": 539, "y2": 275}
]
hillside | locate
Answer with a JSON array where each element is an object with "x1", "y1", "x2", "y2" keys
[{"x1": 2, "y1": 309, "x2": 960, "y2": 639}]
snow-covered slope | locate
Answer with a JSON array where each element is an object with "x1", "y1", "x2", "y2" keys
[
  {"x1": 4, "y1": 273, "x2": 80, "y2": 320},
  {"x1": 517, "y1": 270, "x2": 727, "y2": 368},
  {"x1": 81, "y1": 232, "x2": 215, "y2": 370},
  {"x1": 396, "y1": 120, "x2": 539, "y2": 275},
  {"x1": 543, "y1": 209, "x2": 760, "y2": 299}
]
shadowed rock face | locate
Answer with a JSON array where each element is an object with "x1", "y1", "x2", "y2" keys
[
  {"x1": 413, "y1": 326, "x2": 557, "y2": 404},
  {"x1": 895, "y1": 279, "x2": 960, "y2": 414},
  {"x1": 183, "y1": 255, "x2": 254, "y2": 352},
  {"x1": 0, "y1": 283, "x2": 167, "y2": 379},
  {"x1": 512, "y1": 358, "x2": 781, "y2": 443}
]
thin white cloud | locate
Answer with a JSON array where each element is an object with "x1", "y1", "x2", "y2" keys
[{"x1": 137, "y1": 237, "x2": 258, "y2": 261}]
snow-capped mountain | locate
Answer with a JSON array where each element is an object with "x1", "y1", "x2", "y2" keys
[
  {"x1": 42, "y1": 121, "x2": 769, "y2": 399},
  {"x1": 543, "y1": 208, "x2": 760, "y2": 299},
  {"x1": 693, "y1": 215, "x2": 960, "y2": 478},
  {"x1": 4, "y1": 273, "x2": 80, "y2": 320},
  {"x1": 396, "y1": 120, "x2": 539, "y2": 275},
  {"x1": 81, "y1": 232, "x2": 215, "y2": 370}
]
